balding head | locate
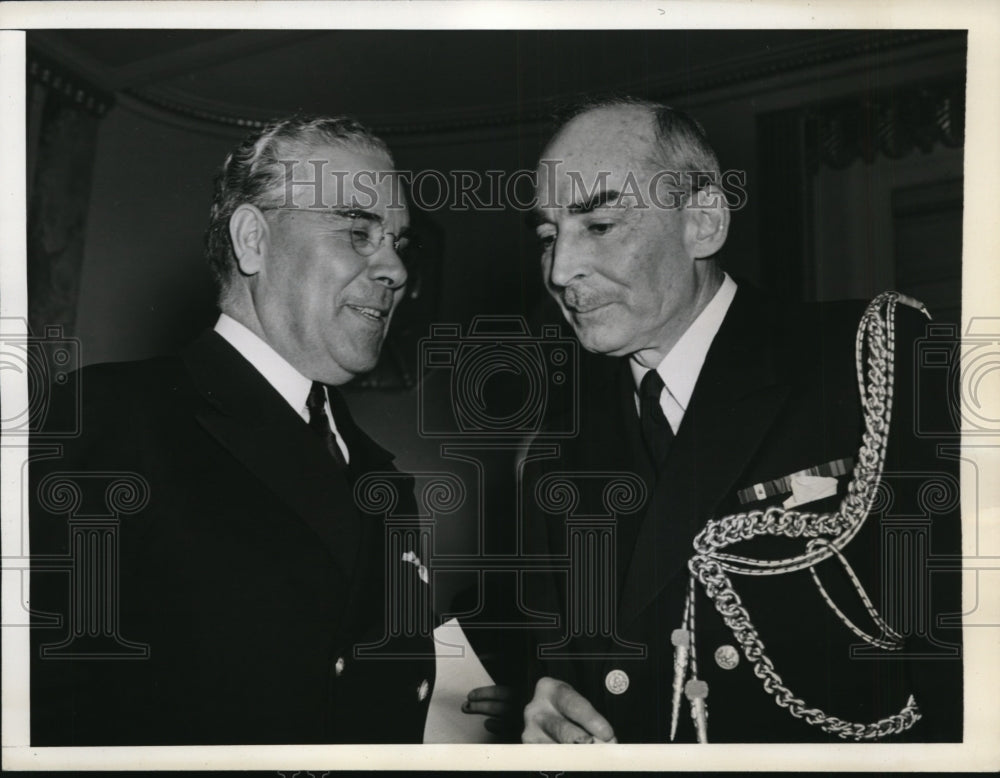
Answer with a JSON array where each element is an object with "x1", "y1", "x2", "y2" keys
[{"x1": 540, "y1": 98, "x2": 721, "y2": 205}]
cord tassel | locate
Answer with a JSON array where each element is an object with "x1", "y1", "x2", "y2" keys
[{"x1": 685, "y1": 679, "x2": 709, "y2": 743}]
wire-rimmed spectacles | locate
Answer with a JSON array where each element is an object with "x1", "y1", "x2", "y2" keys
[{"x1": 261, "y1": 206, "x2": 413, "y2": 259}]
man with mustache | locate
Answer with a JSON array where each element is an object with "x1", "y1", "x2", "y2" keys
[
  {"x1": 510, "y1": 98, "x2": 961, "y2": 743},
  {"x1": 30, "y1": 116, "x2": 435, "y2": 744}
]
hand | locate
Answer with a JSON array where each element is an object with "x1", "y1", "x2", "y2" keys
[
  {"x1": 522, "y1": 677, "x2": 617, "y2": 743},
  {"x1": 463, "y1": 685, "x2": 521, "y2": 740}
]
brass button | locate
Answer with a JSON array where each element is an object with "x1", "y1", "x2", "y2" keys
[
  {"x1": 714, "y1": 644, "x2": 739, "y2": 670},
  {"x1": 334, "y1": 656, "x2": 345, "y2": 676},
  {"x1": 417, "y1": 678, "x2": 430, "y2": 701},
  {"x1": 604, "y1": 669, "x2": 629, "y2": 695}
]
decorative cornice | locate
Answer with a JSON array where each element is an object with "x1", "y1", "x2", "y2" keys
[
  {"x1": 120, "y1": 29, "x2": 965, "y2": 138},
  {"x1": 123, "y1": 86, "x2": 269, "y2": 132},
  {"x1": 27, "y1": 48, "x2": 114, "y2": 118}
]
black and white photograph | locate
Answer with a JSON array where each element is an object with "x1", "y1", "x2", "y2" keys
[{"x1": 1, "y1": 0, "x2": 998, "y2": 773}]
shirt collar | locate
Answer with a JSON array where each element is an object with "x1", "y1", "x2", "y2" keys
[
  {"x1": 214, "y1": 313, "x2": 313, "y2": 418},
  {"x1": 630, "y1": 273, "x2": 737, "y2": 413}
]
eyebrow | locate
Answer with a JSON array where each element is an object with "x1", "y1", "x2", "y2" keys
[
  {"x1": 529, "y1": 188, "x2": 625, "y2": 227},
  {"x1": 344, "y1": 207, "x2": 412, "y2": 234},
  {"x1": 334, "y1": 207, "x2": 382, "y2": 225},
  {"x1": 567, "y1": 189, "x2": 623, "y2": 214}
]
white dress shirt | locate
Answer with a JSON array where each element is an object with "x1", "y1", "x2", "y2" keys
[
  {"x1": 214, "y1": 313, "x2": 350, "y2": 462},
  {"x1": 630, "y1": 273, "x2": 737, "y2": 434}
]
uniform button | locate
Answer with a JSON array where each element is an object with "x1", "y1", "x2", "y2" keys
[
  {"x1": 604, "y1": 669, "x2": 629, "y2": 695},
  {"x1": 334, "y1": 656, "x2": 345, "y2": 676},
  {"x1": 417, "y1": 678, "x2": 430, "y2": 702},
  {"x1": 714, "y1": 644, "x2": 739, "y2": 670}
]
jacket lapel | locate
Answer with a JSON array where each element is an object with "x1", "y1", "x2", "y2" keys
[
  {"x1": 619, "y1": 286, "x2": 792, "y2": 628},
  {"x1": 181, "y1": 331, "x2": 390, "y2": 580}
]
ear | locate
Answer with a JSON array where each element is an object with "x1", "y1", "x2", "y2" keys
[
  {"x1": 229, "y1": 204, "x2": 270, "y2": 276},
  {"x1": 683, "y1": 185, "x2": 730, "y2": 259}
]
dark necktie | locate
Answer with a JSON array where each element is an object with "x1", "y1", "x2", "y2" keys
[
  {"x1": 639, "y1": 369, "x2": 673, "y2": 471},
  {"x1": 306, "y1": 381, "x2": 348, "y2": 469}
]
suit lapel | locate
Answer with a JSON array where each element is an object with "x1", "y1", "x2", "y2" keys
[
  {"x1": 181, "y1": 331, "x2": 391, "y2": 580},
  {"x1": 619, "y1": 286, "x2": 792, "y2": 628}
]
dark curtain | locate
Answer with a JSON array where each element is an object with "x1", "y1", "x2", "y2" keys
[{"x1": 26, "y1": 52, "x2": 113, "y2": 337}]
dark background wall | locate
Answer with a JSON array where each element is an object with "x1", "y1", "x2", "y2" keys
[{"x1": 26, "y1": 28, "x2": 967, "y2": 613}]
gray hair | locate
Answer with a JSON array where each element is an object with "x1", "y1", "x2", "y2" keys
[{"x1": 204, "y1": 115, "x2": 393, "y2": 297}]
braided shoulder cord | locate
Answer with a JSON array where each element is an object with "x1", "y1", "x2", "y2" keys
[{"x1": 687, "y1": 291, "x2": 928, "y2": 740}]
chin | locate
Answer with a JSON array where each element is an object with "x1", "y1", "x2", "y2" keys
[
  {"x1": 574, "y1": 327, "x2": 630, "y2": 357},
  {"x1": 317, "y1": 352, "x2": 381, "y2": 386},
  {"x1": 344, "y1": 352, "x2": 382, "y2": 377}
]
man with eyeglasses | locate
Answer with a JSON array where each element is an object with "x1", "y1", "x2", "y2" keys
[
  {"x1": 30, "y1": 115, "x2": 434, "y2": 745},
  {"x1": 486, "y1": 98, "x2": 962, "y2": 744}
]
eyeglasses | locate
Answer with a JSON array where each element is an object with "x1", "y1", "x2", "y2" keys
[{"x1": 262, "y1": 206, "x2": 413, "y2": 258}]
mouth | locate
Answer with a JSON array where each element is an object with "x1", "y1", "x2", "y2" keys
[
  {"x1": 562, "y1": 296, "x2": 611, "y2": 317},
  {"x1": 569, "y1": 303, "x2": 611, "y2": 316},
  {"x1": 345, "y1": 303, "x2": 389, "y2": 324},
  {"x1": 562, "y1": 287, "x2": 607, "y2": 316}
]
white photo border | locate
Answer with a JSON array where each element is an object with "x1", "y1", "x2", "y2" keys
[{"x1": 2, "y1": 0, "x2": 998, "y2": 772}]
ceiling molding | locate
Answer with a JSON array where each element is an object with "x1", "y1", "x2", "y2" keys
[
  {"x1": 131, "y1": 29, "x2": 967, "y2": 137},
  {"x1": 27, "y1": 48, "x2": 115, "y2": 117},
  {"x1": 27, "y1": 30, "x2": 325, "y2": 91},
  {"x1": 652, "y1": 29, "x2": 962, "y2": 101},
  {"x1": 28, "y1": 32, "x2": 112, "y2": 92},
  {"x1": 122, "y1": 85, "x2": 276, "y2": 132},
  {"x1": 35, "y1": 29, "x2": 967, "y2": 138}
]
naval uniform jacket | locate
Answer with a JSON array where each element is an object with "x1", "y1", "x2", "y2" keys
[
  {"x1": 520, "y1": 284, "x2": 962, "y2": 742},
  {"x1": 30, "y1": 330, "x2": 435, "y2": 745}
]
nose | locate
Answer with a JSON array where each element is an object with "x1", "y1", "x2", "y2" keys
[
  {"x1": 368, "y1": 237, "x2": 408, "y2": 290},
  {"x1": 547, "y1": 234, "x2": 587, "y2": 289}
]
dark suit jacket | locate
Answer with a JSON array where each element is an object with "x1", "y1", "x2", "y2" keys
[
  {"x1": 520, "y1": 284, "x2": 962, "y2": 742},
  {"x1": 30, "y1": 330, "x2": 435, "y2": 745}
]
